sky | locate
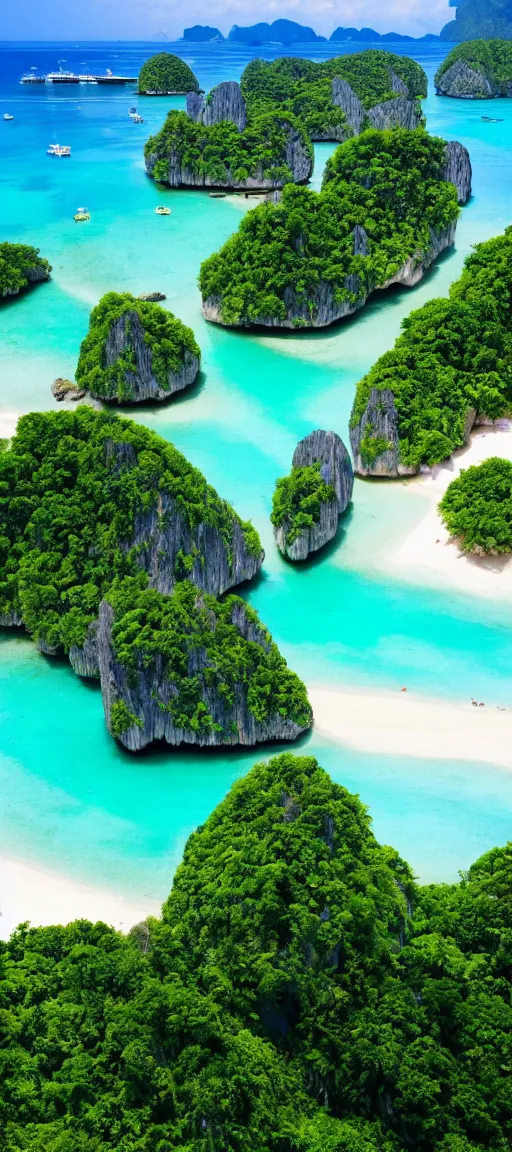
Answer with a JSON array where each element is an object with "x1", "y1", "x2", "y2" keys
[{"x1": 1, "y1": 0, "x2": 453, "y2": 41}]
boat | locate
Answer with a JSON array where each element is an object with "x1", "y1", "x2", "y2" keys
[
  {"x1": 3, "y1": 113, "x2": 14, "y2": 121},
  {"x1": 47, "y1": 143, "x2": 71, "y2": 157},
  {"x1": 129, "y1": 106, "x2": 137, "y2": 114},
  {"x1": 130, "y1": 113, "x2": 144, "y2": 123},
  {"x1": 21, "y1": 68, "x2": 46, "y2": 83},
  {"x1": 95, "y1": 69, "x2": 137, "y2": 85},
  {"x1": 155, "y1": 206, "x2": 171, "y2": 215},
  {"x1": 46, "y1": 70, "x2": 80, "y2": 84},
  {"x1": 74, "y1": 207, "x2": 90, "y2": 221}
]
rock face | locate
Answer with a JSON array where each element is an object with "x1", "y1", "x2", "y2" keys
[
  {"x1": 331, "y1": 77, "x2": 365, "y2": 134},
  {"x1": 146, "y1": 118, "x2": 312, "y2": 190},
  {"x1": 98, "y1": 598, "x2": 309, "y2": 752},
  {"x1": 331, "y1": 77, "x2": 423, "y2": 136},
  {"x1": 441, "y1": 140, "x2": 472, "y2": 204},
  {"x1": 138, "y1": 291, "x2": 166, "y2": 302},
  {"x1": 203, "y1": 220, "x2": 458, "y2": 330},
  {"x1": 0, "y1": 610, "x2": 23, "y2": 627},
  {"x1": 91, "y1": 310, "x2": 200, "y2": 403},
  {"x1": 350, "y1": 390, "x2": 479, "y2": 477},
  {"x1": 187, "y1": 81, "x2": 248, "y2": 131},
  {"x1": 366, "y1": 96, "x2": 422, "y2": 130},
  {"x1": 52, "y1": 378, "x2": 86, "y2": 402},
  {"x1": 69, "y1": 620, "x2": 100, "y2": 679},
  {"x1": 436, "y1": 58, "x2": 495, "y2": 99},
  {"x1": 274, "y1": 430, "x2": 354, "y2": 561},
  {"x1": 2, "y1": 263, "x2": 50, "y2": 299}
]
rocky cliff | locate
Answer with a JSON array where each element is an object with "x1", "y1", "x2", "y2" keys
[
  {"x1": 1, "y1": 260, "x2": 51, "y2": 299},
  {"x1": 435, "y1": 57, "x2": 496, "y2": 98},
  {"x1": 331, "y1": 75, "x2": 423, "y2": 135},
  {"x1": 203, "y1": 220, "x2": 458, "y2": 330},
  {"x1": 99, "y1": 309, "x2": 199, "y2": 402},
  {"x1": 98, "y1": 588, "x2": 312, "y2": 751},
  {"x1": 350, "y1": 391, "x2": 478, "y2": 478},
  {"x1": 187, "y1": 81, "x2": 247, "y2": 131},
  {"x1": 273, "y1": 430, "x2": 354, "y2": 561},
  {"x1": 441, "y1": 140, "x2": 472, "y2": 203}
]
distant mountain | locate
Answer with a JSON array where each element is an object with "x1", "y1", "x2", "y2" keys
[
  {"x1": 330, "y1": 26, "x2": 439, "y2": 42},
  {"x1": 228, "y1": 20, "x2": 324, "y2": 45},
  {"x1": 441, "y1": 0, "x2": 512, "y2": 40},
  {"x1": 183, "y1": 25, "x2": 224, "y2": 42}
]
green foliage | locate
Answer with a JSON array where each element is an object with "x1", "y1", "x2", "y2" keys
[
  {"x1": 199, "y1": 129, "x2": 459, "y2": 327},
  {"x1": 137, "y1": 51, "x2": 199, "y2": 93},
  {"x1": 107, "y1": 575, "x2": 312, "y2": 733},
  {"x1": 436, "y1": 39, "x2": 512, "y2": 92},
  {"x1": 110, "y1": 699, "x2": 143, "y2": 737},
  {"x1": 350, "y1": 228, "x2": 512, "y2": 471},
  {"x1": 271, "y1": 461, "x2": 336, "y2": 545},
  {"x1": 3, "y1": 752, "x2": 512, "y2": 1150},
  {"x1": 439, "y1": 457, "x2": 512, "y2": 553},
  {"x1": 0, "y1": 242, "x2": 50, "y2": 297},
  {"x1": 0, "y1": 408, "x2": 261, "y2": 651},
  {"x1": 145, "y1": 108, "x2": 313, "y2": 188},
  {"x1": 241, "y1": 51, "x2": 427, "y2": 139},
  {"x1": 75, "y1": 291, "x2": 200, "y2": 402}
]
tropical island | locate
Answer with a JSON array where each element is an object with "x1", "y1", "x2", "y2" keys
[
  {"x1": 145, "y1": 83, "x2": 313, "y2": 190},
  {"x1": 199, "y1": 129, "x2": 470, "y2": 330},
  {"x1": 272, "y1": 430, "x2": 354, "y2": 560},
  {"x1": 75, "y1": 291, "x2": 201, "y2": 403},
  {"x1": 2, "y1": 750, "x2": 512, "y2": 1151},
  {"x1": 350, "y1": 228, "x2": 512, "y2": 476},
  {"x1": 435, "y1": 39, "x2": 512, "y2": 97},
  {"x1": 137, "y1": 52, "x2": 199, "y2": 95},
  {"x1": 240, "y1": 50, "x2": 427, "y2": 141},
  {"x1": 0, "y1": 408, "x2": 311, "y2": 749},
  {"x1": 183, "y1": 24, "x2": 224, "y2": 41},
  {"x1": 441, "y1": 0, "x2": 512, "y2": 41},
  {"x1": 439, "y1": 457, "x2": 512, "y2": 553},
  {"x1": 0, "y1": 242, "x2": 51, "y2": 299}
]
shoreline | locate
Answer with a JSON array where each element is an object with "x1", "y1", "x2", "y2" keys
[
  {"x1": 382, "y1": 420, "x2": 512, "y2": 601},
  {"x1": 0, "y1": 855, "x2": 161, "y2": 941},
  {"x1": 309, "y1": 685, "x2": 512, "y2": 769}
]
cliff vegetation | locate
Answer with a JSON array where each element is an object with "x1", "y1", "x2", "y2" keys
[
  {"x1": 441, "y1": 0, "x2": 512, "y2": 42},
  {"x1": 2, "y1": 751, "x2": 512, "y2": 1150},
  {"x1": 137, "y1": 52, "x2": 199, "y2": 94},
  {"x1": 199, "y1": 129, "x2": 460, "y2": 328},
  {"x1": 75, "y1": 291, "x2": 200, "y2": 403},
  {"x1": 435, "y1": 39, "x2": 512, "y2": 94},
  {"x1": 0, "y1": 242, "x2": 51, "y2": 298},
  {"x1": 350, "y1": 228, "x2": 512, "y2": 475},
  {"x1": 439, "y1": 457, "x2": 512, "y2": 552},
  {"x1": 271, "y1": 461, "x2": 336, "y2": 546}
]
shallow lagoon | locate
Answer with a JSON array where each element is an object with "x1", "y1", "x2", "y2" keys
[{"x1": 1, "y1": 40, "x2": 512, "y2": 909}]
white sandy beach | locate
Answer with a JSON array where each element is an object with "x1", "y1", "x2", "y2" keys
[
  {"x1": 385, "y1": 420, "x2": 512, "y2": 601},
  {"x1": 0, "y1": 411, "x2": 19, "y2": 440},
  {"x1": 309, "y1": 686, "x2": 512, "y2": 769},
  {"x1": 0, "y1": 856, "x2": 161, "y2": 941}
]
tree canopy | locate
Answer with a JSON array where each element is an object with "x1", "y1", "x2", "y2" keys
[
  {"x1": 271, "y1": 461, "x2": 336, "y2": 545},
  {"x1": 137, "y1": 52, "x2": 199, "y2": 94},
  {"x1": 435, "y1": 39, "x2": 512, "y2": 91},
  {"x1": 199, "y1": 129, "x2": 459, "y2": 327},
  {"x1": 2, "y1": 752, "x2": 512, "y2": 1151},
  {"x1": 439, "y1": 456, "x2": 512, "y2": 553},
  {"x1": 350, "y1": 228, "x2": 512, "y2": 472},
  {"x1": 0, "y1": 242, "x2": 51, "y2": 297}
]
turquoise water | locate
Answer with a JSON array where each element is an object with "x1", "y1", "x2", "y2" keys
[{"x1": 1, "y1": 41, "x2": 512, "y2": 906}]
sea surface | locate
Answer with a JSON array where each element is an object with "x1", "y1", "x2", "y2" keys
[{"x1": 1, "y1": 40, "x2": 512, "y2": 913}]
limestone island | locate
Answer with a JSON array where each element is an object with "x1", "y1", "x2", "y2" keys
[
  {"x1": 0, "y1": 408, "x2": 312, "y2": 750},
  {"x1": 349, "y1": 228, "x2": 512, "y2": 477},
  {"x1": 435, "y1": 40, "x2": 512, "y2": 97},
  {"x1": 441, "y1": 0, "x2": 512, "y2": 42},
  {"x1": 137, "y1": 52, "x2": 199, "y2": 95},
  {"x1": 272, "y1": 430, "x2": 354, "y2": 560},
  {"x1": 240, "y1": 50, "x2": 427, "y2": 143},
  {"x1": 200, "y1": 129, "x2": 471, "y2": 330},
  {"x1": 145, "y1": 80, "x2": 313, "y2": 190},
  {"x1": 183, "y1": 25, "x2": 224, "y2": 41},
  {"x1": 75, "y1": 292, "x2": 200, "y2": 403},
  {"x1": 439, "y1": 457, "x2": 512, "y2": 554},
  {"x1": 0, "y1": 242, "x2": 51, "y2": 300}
]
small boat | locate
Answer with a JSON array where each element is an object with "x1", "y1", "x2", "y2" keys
[
  {"x1": 481, "y1": 115, "x2": 503, "y2": 123},
  {"x1": 3, "y1": 113, "x2": 14, "y2": 121},
  {"x1": 74, "y1": 206, "x2": 90, "y2": 221},
  {"x1": 129, "y1": 112, "x2": 144, "y2": 122},
  {"x1": 47, "y1": 143, "x2": 71, "y2": 157},
  {"x1": 155, "y1": 205, "x2": 171, "y2": 215}
]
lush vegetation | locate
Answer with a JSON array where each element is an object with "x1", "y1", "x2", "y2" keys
[
  {"x1": 0, "y1": 242, "x2": 50, "y2": 297},
  {"x1": 137, "y1": 52, "x2": 199, "y2": 94},
  {"x1": 241, "y1": 51, "x2": 427, "y2": 139},
  {"x1": 350, "y1": 228, "x2": 512, "y2": 472},
  {"x1": 75, "y1": 292, "x2": 200, "y2": 402},
  {"x1": 145, "y1": 108, "x2": 312, "y2": 188},
  {"x1": 439, "y1": 457, "x2": 512, "y2": 553},
  {"x1": 107, "y1": 575, "x2": 312, "y2": 737},
  {"x1": 271, "y1": 461, "x2": 336, "y2": 545},
  {"x1": 199, "y1": 129, "x2": 459, "y2": 327},
  {"x1": 435, "y1": 39, "x2": 512, "y2": 92},
  {"x1": 0, "y1": 408, "x2": 260, "y2": 652},
  {"x1": 2, "y1": 750, "x2": 512, "y2": 1150},
  {"x1": 441, "y1": 2, "x2": 512, "y2": 43}
]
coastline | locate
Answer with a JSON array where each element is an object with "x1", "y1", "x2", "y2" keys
[
  {"x1": 373, "y1": 420, "x2": 512, "y2": 602},
  {"x1": 309, "y1": 685, "x2": 512, "y2": 769},
  {"x1": 0, "y1": 856, "x2": 161, "y2": 941}
]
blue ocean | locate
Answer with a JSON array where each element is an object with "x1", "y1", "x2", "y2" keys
[{"x1": 1, "y1": 39, "x2": 512, "y2": 919}]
